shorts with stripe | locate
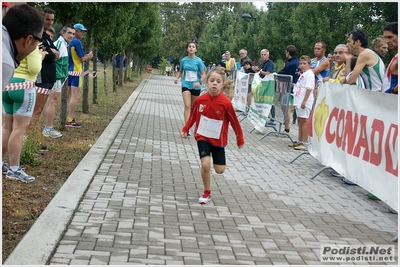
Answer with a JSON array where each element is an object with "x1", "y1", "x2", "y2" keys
[{"x1": 2, "y1": 78, "x2": 36, "y2": 117}]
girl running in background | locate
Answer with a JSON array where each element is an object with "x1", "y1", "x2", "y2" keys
[{"x1": 174, "y1": 41, "x2": 206, "y2": 135}]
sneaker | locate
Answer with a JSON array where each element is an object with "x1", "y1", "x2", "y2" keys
[
  {"x1": 188, "y1": 130, "x2": 191, "y2": 136},
  {"x1": 6, "y1": 167, "x2": 35, "y2": 183},
  {"x1": 294, "y1": 144, "x2": 308, "y2": 151},
  {"x1": 330, "y1": 170, "x2": 344, "y2": 178},
  {"x1": 198, "y1": 190, "x2": 212, "y2": 204},
  {"x1": 2, "y1": 163, "x2": 9, "y2": 174},
  {"x1": 342, "y1": 177, "x2": 357, "y2": 186},
  {"x1": 66, "y1": 119, "x2": 82, "y2": 128},
  {"x1": 43, "y1": 128, "x2": 63, "y2": 139},
  {"x1": 266, "y1": 120, "x2": 276, "y2": 126},
  {"x1": 288, "y1": 141, "x2": 299, "y2": 147}
]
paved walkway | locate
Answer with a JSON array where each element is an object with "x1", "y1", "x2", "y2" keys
[{"x1": 5, "y1": 75, "x2": 398, "y2": 265}]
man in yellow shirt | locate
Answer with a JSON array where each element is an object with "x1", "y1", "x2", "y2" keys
[{"x1": 323, "y1": 44, "x2": 346, "y2": 83}]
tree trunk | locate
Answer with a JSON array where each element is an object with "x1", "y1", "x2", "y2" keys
[
  {"x1": 112, "y1": 54, "x2": 117, "y2": 93},
  {"x1": 103, "y1": 59, "x2": 108, "y2": 95},
  {"x1": 124, "y1": 51, "x2": 129, "y2": 83},
  {"x1": 118, "y1": 54, "x2": 123, "y2": 86}
]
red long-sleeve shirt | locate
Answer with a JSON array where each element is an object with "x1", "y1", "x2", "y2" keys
[{"x1": 182, "y1": 92, "x2": 245, "y2": 147}]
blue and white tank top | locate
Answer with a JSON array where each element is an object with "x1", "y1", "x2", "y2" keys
[{"x1": 311, "y1": 57, "x2": 328, "y2": 82}]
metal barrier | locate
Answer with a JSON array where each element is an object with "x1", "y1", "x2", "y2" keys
[{"x1": 258, "y1": 73, "x2": 294, "y2": 142}]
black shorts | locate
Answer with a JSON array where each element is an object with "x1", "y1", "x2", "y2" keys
[
  {"x1": 182, "y1": 87, "x2": 201, "y2": 96},
  {"x1": 197, "y1": 140, "x2": 226, "y2": 165}
]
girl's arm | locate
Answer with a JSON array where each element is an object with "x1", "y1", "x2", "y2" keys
[
  {"x1": 226, "y1": 103, "x2": 245, "y2": 147},
  {"x1": 174, "y1": 69, "x2": 183, "y2": 84},
  {"x1": 181, "y1": 101, "x2": 198, "y2": 137}
]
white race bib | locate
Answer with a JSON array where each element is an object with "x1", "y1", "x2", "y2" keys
[
  {"x1": 185, "y1": 71, "x2": 197, "y2": 82},
  {"x1": 196, "y1": 115, "x2": 223, "y2": 139}
]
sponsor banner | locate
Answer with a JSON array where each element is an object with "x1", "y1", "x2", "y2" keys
[
  {"x1": 247, "y1": 73, "x2": 275, "y2": 133},
  {"x1": 309, "y1": 82, "x2": 398, "y2": 211},
  {"x1": 232, "y1": 70, "x2": 249, "y2": 112}
]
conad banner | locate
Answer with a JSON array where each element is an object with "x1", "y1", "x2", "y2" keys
[
  {"x1": 232, "y1": 70, "x2": 249, "y2": 112},
  {"x1": 308, "y1": 82, "x2": 398, "y2": 211},
  {"x1": 247, "y1": 73, "x2": 275, "y2": 133}
]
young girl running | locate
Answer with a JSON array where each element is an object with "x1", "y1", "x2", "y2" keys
[
  {"x1": 181, "y1": 67, "x2": 245, "y2": 204},
  {"x1": 174, "y1": 41, "x2": 206, "y2": 135}
]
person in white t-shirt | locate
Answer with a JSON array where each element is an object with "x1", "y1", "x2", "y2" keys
[{"x1": 289, "y1": 55, "x2": 315, "y2": 151}]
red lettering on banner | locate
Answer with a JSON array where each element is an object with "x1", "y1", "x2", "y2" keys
[
  {"x1": 369, "y1": 120, "x2": 384, "y2": 166},
  {"x1": 325, "y1": 108, "x2": 398, "y2": 176},
  {"x1": 335, "y1": 109, "x2": 345, "y2": 148},
  {"x1": 342, "y1": 111, "x2": 358, "y2": 154},
  {"x1": 385, "y1": 124, "x2": 398, "y2": 176},
  {"x1": 353, "y1": 115, "x2": 369, "y2": 162},
  {"x1": 325, "y1": 107, "x2": 338, "y2": 143}
]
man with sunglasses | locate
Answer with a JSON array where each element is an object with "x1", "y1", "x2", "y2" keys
[
  {"x1": 322, "y1": 44, "x2": 346, "y2": 83},
  {"x1": 2, "y1": 4, "x2": 45, "y2": 89},
  {"x1": 2, "y1": 4, "x2": 47, "y2": 182}
]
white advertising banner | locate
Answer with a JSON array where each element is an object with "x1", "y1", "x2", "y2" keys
[
  {"x1": 308, "y1": 82, "x2": 398, "y2": 211},
  {"x1": 232, "y1": 70, "x2": 249, "y2": 112},
  {"x1": 247, "y1": 73, "x2": 275, "y2": 133}
]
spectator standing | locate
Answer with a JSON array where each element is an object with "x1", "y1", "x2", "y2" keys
[
  {"x1": 278, "y1": 45, "x2": 300, "y2": 132},
  {"x1": 289, "y1": 55, "x2": 315, "y2": 151},
  {"x1": 30, "y1": 8, "x2": 60, "y2": 137},
  {"x1": 242, "y1": 59, "x2": 256, "y2": 108},
  {"x1": 115, "y1": 52, "x2": 126, "y2": 85},
  {"x1": 372, "y1": 35, "x2": 389, "y2": 59},
  {"x1": 253, "y1": 49, "x2": 276, "y2": 126},
  {"x1": 383, "y1": 22, "x2": 398, "y2": 94},
  {"x1": 323, "y1": 44, "x2": 346, "y2": 83},
  {"x1": 224, "y1": 51, "x2": 236, "y2": 78},
  {"x1": 218, "y1": 53, "x2": 226, "y2": 69},
  {"x1": 344, "y1": 29, "x2": 386, "y2": 92},
  {"x1": 2, "y1": 45, "x2": 48, "y2": 182},
  {"x1": 181, "y1": 67, "x2": 245, "y2": 204},
  {"x1": 66, "y1": 23, "x2": 93, "y2": 128},
  {"x1": 253, "y1": 49, "x2": 275, "y2": 78},
  {"x1": 43, "y1": 24, "x2": 75, "y2": 138},
  {"x1": 174, "y1": 41, "x2": 206, "y2": 135},
  {"x1": 311, "y1": 41, "x2": 330, "y2": 83},
  {"x1": 239, "y1": 48, "x2": 251, "y2": 70},
  {"x1": 2, "y1": 4, "x2": 45, "y2": 90},
  {"x1": 341, "y1": 56, "x2": 366, "y2": 89},
  {"x1": 326, "y1": 52, "x2": 335, "y2": 78}
]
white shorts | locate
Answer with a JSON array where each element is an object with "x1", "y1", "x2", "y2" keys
[
  {"x1": 295, "y1": 106, "x2": 311, "y2": 118},
  {"x1": 52, "y1": 80, "x2": 63, "y2": 93}
]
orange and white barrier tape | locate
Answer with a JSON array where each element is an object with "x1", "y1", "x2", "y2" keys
[
  {"x1": 3, "y1": 81, "x2": 35, "y2": 91},
  {"x1": 36, "y1": 86, "x2": 51, "y2": 95},
  {"x1": 68, "y1": 69, "x2": 107, "y2": 78}
]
